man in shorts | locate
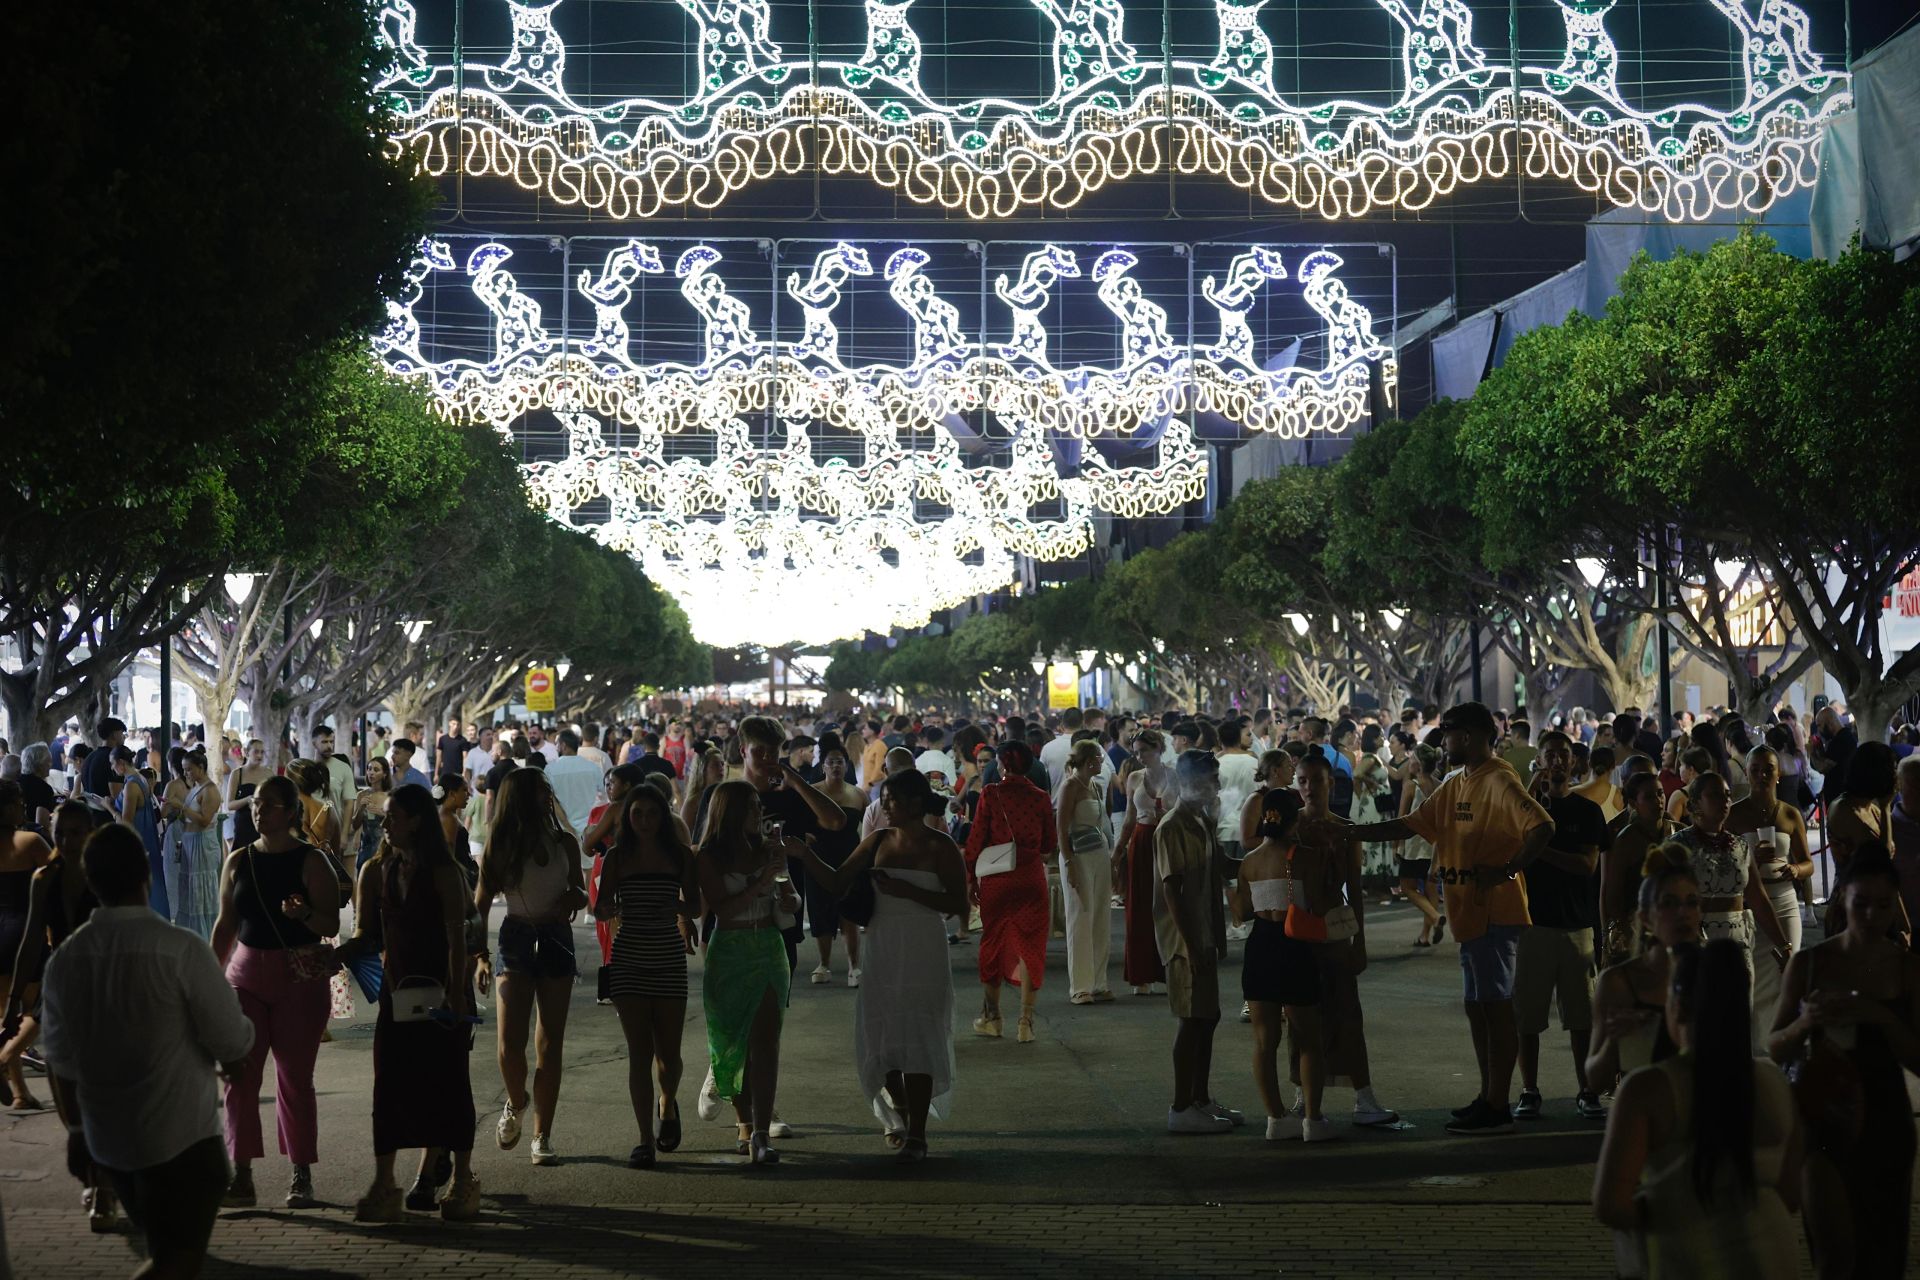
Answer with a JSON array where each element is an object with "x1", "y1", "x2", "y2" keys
[
  {"x1": 1352, "y1": 702, "x2": 1554, "y2": 1134},
  {"x1": 1155, "y1": 750, "x2": 1242, "y2": 1134},
  {"x1": 1513, "y1": 730, "x2": 1609, "y2": 1121}
]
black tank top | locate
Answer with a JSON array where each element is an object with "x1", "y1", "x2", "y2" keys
[{"x1": 233, "y1": 844, "x2": 323, "y2": 949}]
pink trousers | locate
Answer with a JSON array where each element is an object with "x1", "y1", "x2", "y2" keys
[{"x1": 224, "y1": 943, "x2": 329, "y2": 1165}]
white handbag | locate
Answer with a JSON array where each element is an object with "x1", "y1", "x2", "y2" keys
[
  {"x1": 975, "y1": 841, "x2": 1017, "y2": 878},
  {"x1": 391, "y1": 976, "x2": 448, "y2": 1023}
]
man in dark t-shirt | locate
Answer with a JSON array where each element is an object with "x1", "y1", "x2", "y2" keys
[
  {"x1": 434, "y1": 717, "x2": 471, "y2": 781},
  {"x1": 81, "y1": 718, "x2": 127, "y2": 799},
  {"x1": 1512, "y1": 730, "x2": 1609, "y2": 1122}
]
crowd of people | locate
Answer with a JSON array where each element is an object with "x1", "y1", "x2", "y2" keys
[{"x1": 0, "y1": 691, "x2": 1916, "y2": 1278}]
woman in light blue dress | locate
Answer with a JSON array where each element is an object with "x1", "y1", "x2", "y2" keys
[{"x1": 112, "y1": 748, "x2": 167, "y2": 918}]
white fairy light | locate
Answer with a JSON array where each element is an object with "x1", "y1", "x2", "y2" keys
[
  {"x1": 376, "y1": 236, "x2": 1390, "y2": 444},
  {"x1": 375, "y1": 233, "x2": 1397, "y2": 643},
  {"x1": 223, "y1": 573, "x2": 257, "y2": 605},
  {"x1": 376, "y1": 0, "x2": 1847, "y2": 221}
]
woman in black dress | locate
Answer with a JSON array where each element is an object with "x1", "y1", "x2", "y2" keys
[{"x1": 352, "y1": 783, "x2": 482, "y2": 1221}]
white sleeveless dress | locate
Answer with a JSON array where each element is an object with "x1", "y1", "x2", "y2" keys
[{"x1": 856, "y1": 867, "x2": 956, "y2": 1131}]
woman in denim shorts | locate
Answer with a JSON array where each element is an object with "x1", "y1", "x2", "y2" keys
[{"x1": 475, "y1": 768, "x2": 588, "y2": 1167}]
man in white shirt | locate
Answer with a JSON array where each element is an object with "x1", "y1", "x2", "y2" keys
[
  {"x1": 1039, "y1": 707, "x2": 1083, "y2": 791},
  {"x1": 545, "y1": 728, "x2": 603, "y2": 845},
  {"x1": 1215, "y1": 721, "x2": 1259, "y2": 859},
  {"x1": 41, "y1": 823, "x2": 255, "y2": 1274},
  {"x1": 577, "y1": 722, "x2": 613, "y2": 775},
  {"x1": 463, "y1": 726, "x2": 497, "y2": 789},
  {"x1": 913, "y1": 726, "x2": 959, "y2": 794},
  {"x1": 527, "y1": 723, "x2": 560, "y2": 764}
]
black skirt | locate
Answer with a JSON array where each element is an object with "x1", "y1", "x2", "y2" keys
[{"x1": 1241, "y1": 917, "x2": 1321, "y2": 1007}]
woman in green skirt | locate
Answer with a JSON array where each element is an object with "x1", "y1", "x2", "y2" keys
[{"x1": 696, "y1": 781, "x2": 800, "y2": 1166}]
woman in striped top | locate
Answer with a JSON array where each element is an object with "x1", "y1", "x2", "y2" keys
[{"x1": 594, "y1": 784, "x2": 700, "y2": 1168}]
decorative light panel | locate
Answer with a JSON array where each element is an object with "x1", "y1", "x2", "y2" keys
[
  {"x1": 375, "y1": 234, "x2": 1389, "y2": 641},
  {"x1": 375, "y1": 236, "x2": 1390, "y2": 444},
  {"x1": 376, "y1": 0, "x2": 1848, "y2": 219}
]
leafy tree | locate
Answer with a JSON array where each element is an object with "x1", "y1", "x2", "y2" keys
[
  {"x1": 824, "y1": 640, "x2": 888, "y2": 695},
  {"x1": 1, "y1": 0, "x2": 436, "y2": 741},
  {"x1": 1328, "y1": 402, "x2": 1646, "y2": 713},
  {"x1": 878, "y1": 634, "x2": 974, "y2": 705},
  {"x1": 1462, "y1": 236, "x2": 1920, "y2": 736},
  {"x1": 947, "y1": 610, "x2": 1038, "y2": 696}
]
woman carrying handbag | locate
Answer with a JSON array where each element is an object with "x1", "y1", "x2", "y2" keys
[
  {"x1": 963, "y1": 741, "x2": 1056, "y2": 1044},
  {"x1": 210, "y1": 775, "x2": 342, "y2": 1212}
]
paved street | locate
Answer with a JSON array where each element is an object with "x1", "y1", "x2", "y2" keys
[{"x1": 4, "y1": 898, "x2": 1914, "y2": 1278}]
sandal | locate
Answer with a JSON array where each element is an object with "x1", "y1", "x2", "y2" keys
[
  {"x1": 897, "y1": 1137, "x2": 928, "y2": 1162},
  {"x1": 628, "y1": 1144, "x2": 656, "y2": 1169},
  {"x1": 657, "y1": 1100, "x2": 682, "y2": 1153},
  {"x1": 884, "y1": 1129, "x2": 907, "y2": 1149},
  {"x1": 404, "y1": 1177, "x2": 438, "y2": 1213},
  {"x1": 735, "y1": 1124, "x2": 752, "y2": 1156},
  {"x1": 353, "y1": 1185, "x2": 405, "y2": 1224}
]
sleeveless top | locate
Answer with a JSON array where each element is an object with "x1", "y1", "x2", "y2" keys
[
  {"x1": 379, "y1": 855, "x2": 451, "y2": 987},
  {"x1": 1668, "y1": 827, "x2": 1753, "y2": 901},
  {"x1": 233, "y1": 844, "x2": 324, "y2": 949},
  {"x1": 719, "y1": 870, "x2": 777, "y2": 927},
  {"x1": 0, "y1": 867, "x2": 32, "y2": 915},
  {"x1": 357, "y1": 807, "x2": 386, "y2": 867},
  {"x1": 43, "y1": 860, "x2": 98, "y2": 949},
  {"x1": 1071, "y1": 789, "x2": 1103, "y2": 832},
  {"x1": 502, "y1": 834, "x2": 573, "y2": 919},
  {"x1": 228, "y1": 778, "x2": 260, "y2": 846}
]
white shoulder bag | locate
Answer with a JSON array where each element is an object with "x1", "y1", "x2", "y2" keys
[{"x1": 975, "y1": 841, "x2": 1017, "y2": 878}]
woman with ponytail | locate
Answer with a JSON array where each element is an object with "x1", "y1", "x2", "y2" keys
[
  {"x1": 1595, "y1": 939, "x2": 1802, "y2": 1278},
  {"x1": 1586, "y1": 845, "x2": 1702, "y2": 1091}
]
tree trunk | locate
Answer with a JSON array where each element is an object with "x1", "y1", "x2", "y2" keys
[
  {"x1": 174, "y1": 665, "x2": 237, "y2": 785},
  {"x1": 1842, "y1": 679, "x2": 1911, "y2": 745}
]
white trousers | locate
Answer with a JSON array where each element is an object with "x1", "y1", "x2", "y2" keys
[{"x1": 1060, "y1": 846, "x2": 1114, "y2": 996}]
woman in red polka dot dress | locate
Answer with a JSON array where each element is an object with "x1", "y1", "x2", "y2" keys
[{"x1": 963, "y1": 742, "x2": 1056, "y2": 1044}]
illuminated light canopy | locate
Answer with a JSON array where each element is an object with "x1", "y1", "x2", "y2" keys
[
  {"x1": 375, "y1": 234, "x2": 1393, "y2": 642},
  {"x1": 376, "y1": 0, "x2": 1848, "y2": 220},
  {"x1": 375, "y1": 236, "x2": 1391, "y2": 444}
]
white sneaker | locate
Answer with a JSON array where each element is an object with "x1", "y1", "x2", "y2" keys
[
  {"x1": 1266, "y1": 1115, "x2": 1303, "y2": 1141},
  {"x1": 696, "y1": 1071, "x2": 722, "y2": 1122},
  {"x1": 1352, "y1": 1088, "x2": 1400, "y2": 1127},
  {"x1": 495, "y1": 1103, "x2": 521, "y2": 1150},
  {"x1": 847, "y1": 968, "x2": 862, "y2": 988},
  {"x1": 768, "y1": 1114, "x2": 794, "y2": 1139},
  {"x1": 1226, "y1": 920, "x2": 1254, "y2": 942},
  {"x1": 1238, "y1": 1001, "x2": 1251, "y2": 1022},
  {"x1": 1167, "y1": 1105, "x2": 1233, "y2": 1135},
  {"x1": 530, "y1": 1134, "x2": 557, "y2": 1165},
  {"x1": 1303, "y1": 1116, "x2": 1341, "y2": 1143},
  {"x1": 1201, "y1": 1100, "x2": 1246, "y2": 1127},
  {"x1": 809, "y1": 964, "x2": 831, "y2": 985}
]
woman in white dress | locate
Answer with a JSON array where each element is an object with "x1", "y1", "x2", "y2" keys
[
  {"x1": 797, "y1": 768, "x2": 966, "y2": 1161},
  {"x1": 1352, "y1": 725, "x2": 1394, "y2": 890},
  {"x1": 1055, "y1": 740, "x2": 1113, "y2": 1005}
]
